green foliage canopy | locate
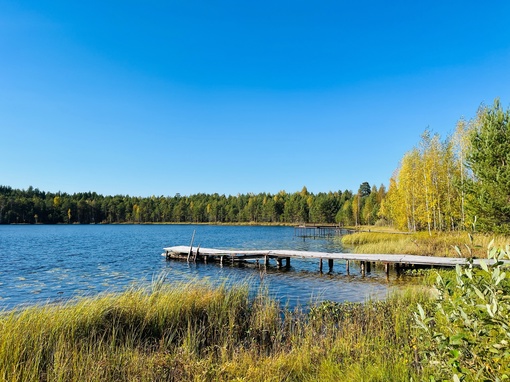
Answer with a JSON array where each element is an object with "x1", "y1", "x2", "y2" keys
[
  {"x1": 466, "y1": 99, "x2": 510, "y2": 233},
  {"x1": 416, "y1": 243, "x2": 510, "y2": 381},
  {"x1": 0, "y1": 184, "x2": 382, "y2": 225}
]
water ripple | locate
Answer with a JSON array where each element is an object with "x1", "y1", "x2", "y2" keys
[{"x1": 0, "y1": 225, "x2": 410, "y2": 309}]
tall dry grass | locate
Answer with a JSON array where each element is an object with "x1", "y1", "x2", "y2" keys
[
  {"x1": 0, "y1": 279, "x2": 433, "y2": 381},
  {"x1": 341, "y1": 230, "x2": 510, "y2": 258}
]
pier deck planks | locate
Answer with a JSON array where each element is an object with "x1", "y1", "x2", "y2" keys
[{"x1": 163, "y1": 245, "x2": 505, "y2": 267}]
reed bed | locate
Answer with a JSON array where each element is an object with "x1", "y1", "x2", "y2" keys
[
  {"x1": 341, "y1": 230, "x2": 510, "y2": 258},
  {"x1": 0, "y1": 280, "x2": 434, "y2": 382}
]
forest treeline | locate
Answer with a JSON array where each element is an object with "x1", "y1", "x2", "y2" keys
[
  {"x1": 382, "y1": 99, "x2": 510, "y2": 234},
  {"x1": 2, "y1": 100, "x2": 509, "y2": 233},
  {"x1": 0, "y1": 183, "x2": 386, "y2": 226}
]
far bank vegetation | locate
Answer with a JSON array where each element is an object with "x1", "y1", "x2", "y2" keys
[{"x1": 1, "y1": 100, "x2": 509, "y2": 237}]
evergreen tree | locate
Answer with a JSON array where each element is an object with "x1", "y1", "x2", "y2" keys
[
  {"x1": 358, "y1": 182, "x2": 371, "y2": 197},
  {"x1": 466, "y1": 100, "x2": 510, "y2": 233}
]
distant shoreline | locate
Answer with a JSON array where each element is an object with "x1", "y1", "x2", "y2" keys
[{"x1": 3, "y1": 221, "x2": 298, "y2": 227}]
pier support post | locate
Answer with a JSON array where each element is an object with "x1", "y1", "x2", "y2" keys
[
  {"x1": 385, "y1": 263, "x2": 389, "y2": 275},
  {"x1": 276, "y1": 258, "x2": 283, "y2": 268},
  {"x1": 319, "y1": 258, "x2": 323, "y2": 273},
  {"x1": 328, "y1": 258, "x2": 334, "y2": 272},
  {"x1": 361, "y1": 261, "x2": 366, "y2": 276},
  {"x1": 346, "y1": 260, "x2": 350, "y2": 275},
  {"x1": 285, "y1": 257, "x2": 290, "y2": 269},
  {"x1": 366, "y1": 261, "x2": 371, "y2": 273},
  {"x1": 264, "y1": 255, "x2": 269, "y2": 267}
]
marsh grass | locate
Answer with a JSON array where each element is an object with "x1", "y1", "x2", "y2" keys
[
  {"x1": 0, "y1": 279, "x2": 435, "y2": 382},
  {"x1": 341, "y1": 230, "x2": 510, "y2": 258}
]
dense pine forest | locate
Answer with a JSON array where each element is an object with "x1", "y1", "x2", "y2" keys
[
  {"x1": 0, "y1": 183, "x2": 385, "y2": 226},
  {"x1": 2, "y1": 100, "x2": 509, "y2": 233}
]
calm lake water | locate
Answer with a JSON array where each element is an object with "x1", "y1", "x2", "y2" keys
[{"x1": 0, "y1": 224, "x2": 410, "y2": 309}]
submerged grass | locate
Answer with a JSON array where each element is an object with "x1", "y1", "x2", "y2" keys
[
  {"x1": 341, "y1": 230, "x2": 510, "y2": 258},
  {"x1": 0, "y1": 280, "x2": 435, "y2": 382}
]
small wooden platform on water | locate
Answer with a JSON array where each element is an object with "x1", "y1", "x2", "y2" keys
[
  {"x1": 162, "y1": 245, "x2": 504, "y2": 275},
  {"x1": 294, "y1": 224, "x2": 348, "y2": 238}
]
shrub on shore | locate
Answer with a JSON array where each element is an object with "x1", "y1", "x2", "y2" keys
[{"x1": 415, "y1": 243, "x2": 510, "y2": 381}]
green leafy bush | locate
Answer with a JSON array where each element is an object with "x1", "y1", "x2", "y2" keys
[{"x1": 415, "y1": 242, "x2": 510, "y2": 381}]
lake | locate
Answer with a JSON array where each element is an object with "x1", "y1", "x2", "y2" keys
[{"x1": 0, "y1": 224, "x2": 409, "y2": 309}]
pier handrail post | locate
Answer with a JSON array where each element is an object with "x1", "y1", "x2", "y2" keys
[
  {"x1": 193, "y1": 244, "x2": 200, "y2": 262},
  {"x1": 187, "y1": 230, "x2": 196, "y2": 262}
]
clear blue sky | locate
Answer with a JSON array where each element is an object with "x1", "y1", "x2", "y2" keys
[{"x1": 1, "y1": 1, "x2": 509, "y2": 197}]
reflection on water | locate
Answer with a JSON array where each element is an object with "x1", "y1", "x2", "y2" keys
[{"x1": 0, "y1": 225, "x2": 413, "y2": 309}]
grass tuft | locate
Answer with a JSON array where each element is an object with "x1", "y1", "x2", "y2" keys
[{"x1": 0, "y1": 279, "x2": 436, "y2": 381}]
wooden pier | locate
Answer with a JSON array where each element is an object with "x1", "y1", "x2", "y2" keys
[
  {"x1": 162, "y1": 245, "x2": 506, "y2": 275},
  {"x1": 294, "y1": 224, "x2": 347, "y2": 238}
]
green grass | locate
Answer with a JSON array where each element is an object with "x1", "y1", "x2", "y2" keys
[
  {"x1": 340, "y1": 230, "x2": 510, "y2": 258},
  {"x1": 0, "y1": 280, "x2": 435, "y2": 382}
]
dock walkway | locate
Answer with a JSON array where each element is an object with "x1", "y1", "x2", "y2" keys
[{"x1": 162, "y1": 245, "x2": 505, "y2": 274}]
